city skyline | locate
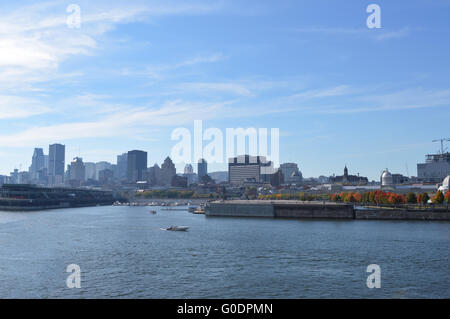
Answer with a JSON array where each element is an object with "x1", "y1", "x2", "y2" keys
[{"x1": 1, "y1": 0, "x2": 450, "y2": 180}]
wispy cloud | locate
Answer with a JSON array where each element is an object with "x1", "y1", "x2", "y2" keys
[
  {"x1": 0, "y1": 1, "x2": 225, "y2": 118},
  {"x1": 0, "y1": 99, "x2": 234, "y2": 147},
  {"x1": 287, "y1": 85, "x2": 355, "y2": 100},
  {"x1": 286, "y1": 26, "x2": 410, "y2": 41},
  {"x1": 264, "y1": 84, "x2": 450, "y2": 115},
  {"x1": 178, "y1": 82, "x2": 253, "y2": 96},
  {"x1": 0, "y1": 95, "x2": 50, "y2": 119},
  {"x1": 375, "y1": 27, "x2": 410, "y2": 41}
]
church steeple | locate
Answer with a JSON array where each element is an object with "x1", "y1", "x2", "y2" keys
[{"x1": 343, "y1": 165, "x2": 348, "y2": 182}]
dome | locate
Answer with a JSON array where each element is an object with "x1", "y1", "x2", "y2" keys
[{"x1": 381, "y1": 169, "x2": 393, "y2": 186}]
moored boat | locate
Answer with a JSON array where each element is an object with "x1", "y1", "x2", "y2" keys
[{"x1": 164, "y1": 226, "x2": 189, "y2": 231}]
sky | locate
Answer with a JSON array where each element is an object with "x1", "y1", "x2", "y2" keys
[{"x1": 0, "y1": 0, "x2": 449, "y2": 181}]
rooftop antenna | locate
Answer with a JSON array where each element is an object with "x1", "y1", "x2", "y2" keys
[
  {"x1": 405, "y1": 162, "x2": 409, "y2": 177},
  {"x1": 432, "y1": 138, "x2": 450, "y2": 154}
]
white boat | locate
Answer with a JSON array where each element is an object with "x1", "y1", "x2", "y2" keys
[
  {"x1": 193, "y1": 208, "x2": 205, "y2": 214},
  {"x1": 188, "y1": 206, "x2": 198, "y2": 213},
  {"x1": 164, "y1": 226, "x2": 189, "y2": 231}
]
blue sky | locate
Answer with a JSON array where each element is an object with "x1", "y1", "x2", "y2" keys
[{"x1": 0, "y1": 0, "x2": 449, "y2": 180}]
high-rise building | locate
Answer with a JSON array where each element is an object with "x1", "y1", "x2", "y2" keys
[
  {"x1": 69, "y1": 157, "x2": 85, "y2": 186},
  {"x1": 228, "y1": 155, "x2": 270, "y2": 185},
  {"x1": 95, "y1": 161, "x2": 112, "y2": 180},
  {"x1": 99, "y1": 169, "x2": 114, "y2": 185},
  {"x1": 184, "y1": 164, "x2": 194, "y2": 174},
  {"x1": 147, "y1": 164, "x2": 161, "y2": 186},
  {"x1": 84, "y1": 162, "x2": 96, "y2": 181},
  {"x1": 48, "y1": 143, "x2": 65, "y2": 185},
  {"x1": 117, "y1": 153, "x2": 128, "y2": 181},
  {"x1": 198, "y1": 158, "x2": 207, "y2": 179},
  {"x1": 29, "y1": 148, "x2": 45, "y2": 176},
  {"x1": 10, "y1": 169, "x2": 19, "y2": 184},
  {"x1": 183, "y1": 164, "x2": 197, "y2": 185},
  {"x1": 127, "y1": 150, "x2": 148, "y2": 182},
  {"x1": 160, "y1": 157, "x2": 176, "y2": 187},
  {"x1": 0, "y1": 175, "x2": 9, "y2": 186}
]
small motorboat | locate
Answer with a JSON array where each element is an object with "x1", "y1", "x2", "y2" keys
[
  {"x1": 150, "y1": 210, "x2": 157, "y2": 214},
  {"x1": 193, "y1": 208, "x2": 205, "y2": 214},
  {"x1": 164, "y1": 226, "x2": 189, "y2": 231},
  {"x1": 188, "y1": 206, "x2": 198, "y2": 213}
]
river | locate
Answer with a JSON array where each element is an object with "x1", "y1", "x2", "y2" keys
[{"x1": 0, "y1": 205, "x2": 448, "y2": 298}]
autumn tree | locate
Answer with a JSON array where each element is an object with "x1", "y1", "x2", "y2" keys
[
  {"x1": 445, "y1": 190, "x2": 450, "y2": 204},
  {"x1": 432, "y1": 190, "x2": 444, "y2": 204}
]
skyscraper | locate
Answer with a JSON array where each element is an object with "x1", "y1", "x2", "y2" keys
[
  {"x1": 184, "y1": 164, "x2": 194, "y2": 174},
  {"x1": 84, "y1": 162, "x2": 96, "y2": 181},
  {"x1": 29, "y1": 148, "x2": 45, "y2": 179},
  {"x1": 69, "y1": 157, "x2": 85, "y2": 187},
  {"x1": 117, "y1": 153, "x2": 128, "y2": 181},
  {"x1": 160, "y1": 157, "x2": 176, "y2": 186},
  {"x1": 95, "y1": 161, "x2": 112, "y2": 180},
  {"x1": 183, "y1": 164, "x2": 197, "y2": 185},
  {"x1": 147, "y1": 164, "x2": 161, "y2": 186},
  {"x1": 48, "y1": 143, "x2": 65, "y2": 185},
  {"x1": 198, "y1": 158, "x2": 207, "y2": 179},
  {"x1": 127, "y1": 150, "x2": 147, "y2": 182}
]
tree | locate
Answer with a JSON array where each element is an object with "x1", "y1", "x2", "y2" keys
[
  {"x1": 330, "y1": 193, "x2": 340, "y2": 202},
  {"x1": 432, "y1": 190, "x2": 444, "y2": 204},
  {"x1": 420, "y1": 193, "x2": 430, "y2": 205},
  {"x1": 298, "y1": 192, "x2": 306, "y2": 201},
  {"x1": 445, "y1": 190, "x2": 450, "y2": 204},
  {"x1": 245, "y1": 187, "x2": 257, "y2": 200},
  {"x1": 348, "y1": 194, "x2": 356, "y2": 202},
  {"x1": 353, "y1": 192, "x2": 362, "y2": 202},
  {"x1": 405, "y1": 192, "x2": 417, "y2": 204},
  {"x1": 368, "y1": 192, "x2": 376, "y2": 204}
]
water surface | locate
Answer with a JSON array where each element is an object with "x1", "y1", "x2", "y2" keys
[{"x1": 0, "y1": 206, "x2": 448, "y2": 298}]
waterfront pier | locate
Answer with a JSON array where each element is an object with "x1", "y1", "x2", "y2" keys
[
  {"x1": 205, "y1": 200, "x2": 450, "y2": 221},
  {"x1": 206, "y1": 200, "x2": 355, "y2": 219}
]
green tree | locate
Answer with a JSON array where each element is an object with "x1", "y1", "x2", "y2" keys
[
  {"x1": 368, "y1": 192, "x2": 375, "y2": 204},
  {"x1": 405, "y1": 192, "x2": 417, "y2": 204},
  {"x1": 298, "y1": 192, "x2": 306, "y2": 201},
  {"x1": 421, "y1": 192, "x2": 430, "y2": 205}
]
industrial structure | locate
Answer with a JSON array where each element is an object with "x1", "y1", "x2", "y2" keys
[{"x1": 417, "y1": 138, "x2": 450, "y2": 183}]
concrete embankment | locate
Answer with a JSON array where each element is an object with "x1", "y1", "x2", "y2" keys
[
  {"x1": 206, "y1": 201, "x2": 275, "y2": 217},
  {"x1": 355, "y1": 209, "x2": 450, "y2": 221},
  {"x1": 206, "y1": 200, "x2": 354, "y2": 219},
  {"x1": 205, "y1": 200, "x2": 450, "y2": 221}
]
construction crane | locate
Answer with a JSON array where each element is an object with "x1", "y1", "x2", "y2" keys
[{"x1": 432, "y1": 138, "x2": 450, "y2": 154}]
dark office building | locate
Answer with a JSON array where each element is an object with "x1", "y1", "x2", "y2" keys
[
  {"x1": 198, "y1": 158, "x2": 207, "y2": 179},
  {"x1": 127, "y1": 150, "x2": 148, "y2": 182},
  {"x1": 48, "y1": 143, "x2": 65, "y2": 185}
]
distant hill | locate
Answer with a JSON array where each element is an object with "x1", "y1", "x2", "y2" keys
[{"x1": 209, "y1": 171, "x2": 228, "y2": 183}]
